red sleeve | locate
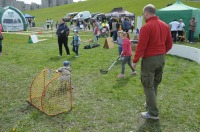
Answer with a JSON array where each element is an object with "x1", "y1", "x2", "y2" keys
[
  {"x1": 133, "y1": 26, "x2": 149, "y2": 63},
  {"x1": 165, "y1": 27, "x2": 173, "y2": 53},
  {"x1": 95, "y1": 27, "x2": 98, "y2": 35},
  {"x1": 0, "y1": 24, "x2": 2, "y2": 34},
  {"x1": 121, "y1": 41, "x2": 127, "y2": 56}
]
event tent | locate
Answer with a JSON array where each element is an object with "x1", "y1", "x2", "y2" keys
[
  {"x1": 0, "y1": 6, "x2": 27, "y2": 31},
  {"x1": 24, "y1": 14, "x2": 35, "y2": 19},
  {"x1": 105, "y1": 7, "x2": 134, "y2": 19},
  {"x1": 156, "y1": 0, "x2": 200, "y2": 38}
]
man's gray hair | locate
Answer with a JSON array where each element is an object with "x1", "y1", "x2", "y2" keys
[{"x1": 143, "y1": 4, "x2": 156, "y2": 14}]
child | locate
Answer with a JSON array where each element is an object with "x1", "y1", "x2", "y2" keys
[
  {"x1": 116, "y1": 31, "x2": 123, "y2": 56},
  {"x1": 57, "y1": 61, "x2": 71, "y2": 91},
  {"x1": 0, "y1": 24, "x2": 3, "y2": 56},
  {"x1": 88, "y1": 21, "x2": 91, "y2": 30},
  {"x1": 93, "y1": 22, "x2": 99, "y2": 44},
  {"x1": 71, "y1": 30, "x2": 81, "y2": 57},
  {"x1": 117, "y1": 32, "x2": 136, "y2": 78}
]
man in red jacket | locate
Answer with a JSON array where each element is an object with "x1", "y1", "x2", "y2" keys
[{"x1": 132, "y1": 4, "x2": 172, "y2": 119}]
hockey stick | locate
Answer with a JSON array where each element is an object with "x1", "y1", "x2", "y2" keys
[{"x1": 100, "y1": 57, "x2": 120, "y2": 74}]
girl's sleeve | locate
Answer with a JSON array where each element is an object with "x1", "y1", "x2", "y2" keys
[{"x1": 0, "y1": 24, "x2": 3, "y2": 34}]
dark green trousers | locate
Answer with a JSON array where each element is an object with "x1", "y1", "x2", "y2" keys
[{"x1": 141, "y1": 54, "x2": 165, "y2": 117}]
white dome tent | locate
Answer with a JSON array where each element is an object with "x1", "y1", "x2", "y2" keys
[{"x1": 0, "y1": 6, "x2": 27, "y2": 32}]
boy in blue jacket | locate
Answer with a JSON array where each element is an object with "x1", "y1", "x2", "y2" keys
[{"x1": 71, "y1": 30, "x2": 81, "y2": 57}]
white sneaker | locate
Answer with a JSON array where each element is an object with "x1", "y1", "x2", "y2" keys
[
  {"x1": 0, "y1": 52, "x2": 2, "y2": 56},
  {"x1": 141, "y1": 112, "x2": 159, "y2": 120},
  {"x1": 75, "y1": 55, "x2": 79, "y2": 58},
  {"x1": 130, "y1": 71, "x2": 137, "y2": 75}
]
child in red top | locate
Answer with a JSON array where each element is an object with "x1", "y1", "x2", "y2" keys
[
  {"x1": 93, "y1": 22, "x2": 99, "y2": 44},
  {"x1": 117, "y1": 32, "x2": 136, "y2": 78},
  {"x1": 0, "y1": 24, "x2": 3, "y2": 56}
]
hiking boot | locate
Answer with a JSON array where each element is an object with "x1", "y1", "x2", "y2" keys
[
  {"x1": 130, "y1": 71, "x2": 137, "y2": 75},
  {"x1": 141, "y1": 112, "x2": 159, "y2": 120},
  {"x1": 117, "y1": 74, "x2": 124, "y2": 78}
]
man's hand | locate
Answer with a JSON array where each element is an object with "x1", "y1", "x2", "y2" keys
[{"x1": 132, "y1": 63, "x2": 137, "y2": 69}]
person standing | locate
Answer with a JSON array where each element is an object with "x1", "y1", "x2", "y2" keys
[
  {"x1": 169, "y1": 19, "x2": 180, "y2": 42},
  {"x1": 122, "y1": 18, "x2": 131, "y2": 33},
  {"x1": 111, "y1": 19, "x2": 118, "y2": 41},
  {"x1": 0, "y1": 24, "x2": 3, "y2": 56},
  {"x1": 188, "y1": 17, "x2": 196, "y2": 43},
  {"x1": 117, "y1": 32, "x2": 136, "y2": 78},
  {"x1": 131, "y1": 18, "x2": 135, "y2": 33},
  {"x1": 56, "y1": 18, "x2": 70, "y2": 56},
  {"x1": 28, "y1": 18, "x2": 32, "y2": 30},
  {"x1": 49, "y1": 18, "x2": 54, "y2": 30},
  {"x1": 177, "y1": 19, "x2": 185, "y2": 42},
  {"x1": 46, "y1": 19, "x2": 50, "y2": 30},
  {"x1": 132, "y1": 4, "x2": 172, "y2": 119},
  {"x1": 116, "y1": 31, "x2": 123, "y2": 56},
  {"x1": 71, "y1": 30, "x2": 81, "y2": 57},
  {"x1": 55, "y1": 21, "x2": 59, "y2": 29},
  {"x1": 93, "y1": 22, "x2": 99, "y2": 44}
]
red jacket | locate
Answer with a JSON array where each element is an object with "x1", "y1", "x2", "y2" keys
[
  {"x1": 94, "y1": 27, "x2": 99, "y2": 35},
  {"x1": 121, "y1": 38, "x2": 132, "y2": 56},
  {"x1": 133, "y1": 16, "x2": 172, "y2": 63}
]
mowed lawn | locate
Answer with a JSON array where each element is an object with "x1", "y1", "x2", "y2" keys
[{"x1": 0, "y1": 29, "x2": 200, "y2": 131}]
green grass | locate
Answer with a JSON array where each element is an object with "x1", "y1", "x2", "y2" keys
[
  {"x1": 23, "y1": 0, "x2": 200, "y2": 25},
  {"x1": 0, "y1": 0, "x2": 200, "y2": 131},
  {"x1": 0, "y1": 30, "x2": 200, "y2": 131}
]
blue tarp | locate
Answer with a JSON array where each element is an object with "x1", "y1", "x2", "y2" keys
[{"x1": 24, "y1": 14, "x2": 35, "y2": 18}]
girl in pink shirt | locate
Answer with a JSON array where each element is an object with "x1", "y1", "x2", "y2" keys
[
  {"x1": 117, "y1": 32, "x2": 136, "y2": 78},
  {"x1": 0, "y1": 24, "x2": 3, "y2": 56}
]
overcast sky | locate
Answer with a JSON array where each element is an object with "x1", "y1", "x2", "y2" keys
[{"x1": 18, "y1": 0, "x2": 81, "y2": 4}]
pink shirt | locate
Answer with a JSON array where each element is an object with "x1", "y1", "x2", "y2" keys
[
  {"x1": 0, "y1": 24, "x2": 2, "y2": 35},
  {"x1": 121, "y1": 38, "x2": 132, "y2": 56}
]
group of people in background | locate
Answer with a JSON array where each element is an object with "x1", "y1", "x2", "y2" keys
[
  {"x1": 46, "y1": 18, "x2": 54, "y2": 30},
  {"x1": 54, "y1": 11, "x2": 137, "y2": 60},
  {"x1": 169, "y1": 17, "x2": 196, "y2": 43},
  {"x1": 108, "y1": 17, "x2": 135, "y2": 41}
]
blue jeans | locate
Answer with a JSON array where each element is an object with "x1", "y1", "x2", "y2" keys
[
  {"x1": 188, "y1": 30, "x2": 194, "y2": 42},
  {"x1": 73, "y1": 45, "x2": 79, "y2": 56},
  {"x1": 112, "y1": 30, "x2": 118, "y2": 41},
  {"x1": 118, "y1": 46, "x2": 122, "y2": 55},
  {"x1": 0, "y1": 40, "x2": 2, "y2": 52}
]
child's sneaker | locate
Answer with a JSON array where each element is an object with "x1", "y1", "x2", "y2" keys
[
  {"x1": 130, "y1": 71, "x2": 137, "y2": 75},
  {"x1": 141, "y1": 112, "x2": 159, "y2": 120},
  {"x1": 117, "y1": 74, "x2": 124, "y2": 78}
]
